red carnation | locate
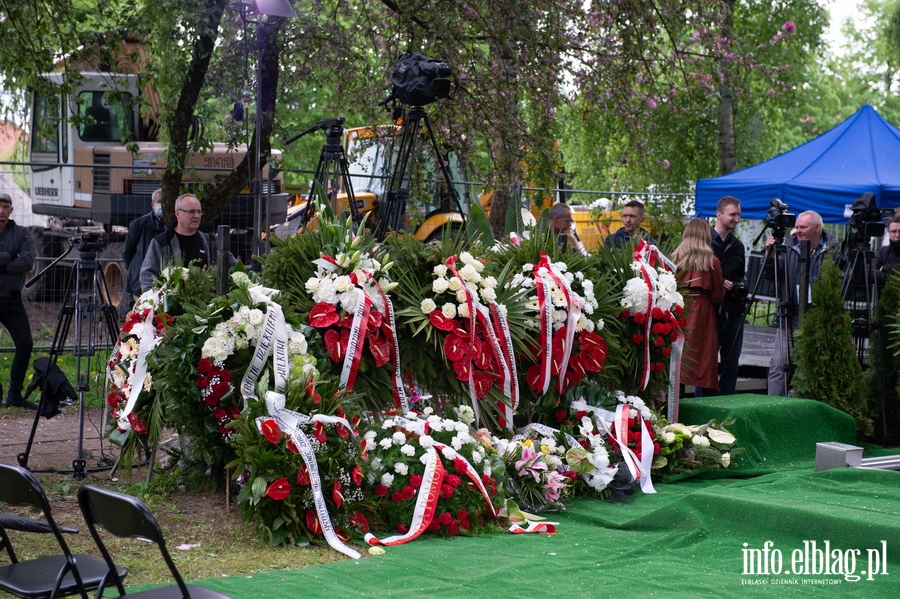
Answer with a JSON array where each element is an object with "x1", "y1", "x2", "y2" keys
[
  {"x1": 447, "y1": 521, "x2": 460, "y2": 536},
  {"x1": 445, "y1": 474, "x2": 461, "y2": 488},
  {"x1": 440, "y1": 484, "x2": 455, "y2": 499},
  {"x1": 266, "y1": 477, "x2": 291, "y2": 501},
  {"x1": 374, "y1": 484, "x2": 388, "y2": 497},
  {"x1": 632, "y1": 334, "x2": 644, "y2": 345},
  {"x1": 554, "y1": 408, "x2": 568, "y2": 423},
  {"x1": 402, "y1": 485, "x2": 416, "y2": 500},
  {"x1": 661, "y1": 347, "x2": 672, "y2": 357},
  {"x1": 453, "y1": 457, "x2": 468, "y2": 474},
  {"x1": 633, "y1": 312, "x2": 647, "y2": 324},
  {"x1": 438, "y1": 512, "x2": 453, "y2": 527},
  {"x1": 619, "y1": 310, "x2": 631, "y2": 319},
  {"x1": 391, "y1": 491, "x2": 405, "y2": 503},
  {"x1": 409, "y1": 474, "x2": 423, "y2": 488}
]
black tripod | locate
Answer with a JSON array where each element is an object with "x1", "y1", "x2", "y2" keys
[
  {"x1": 841, "y1": 231, "x2": 890, "y2": 442},
  {"x1": 18, "y1": 233, "x2": 119, "y2": 479},
  {"x1": 748, "y1": 223, "x2": 796, "y2": 396},
  {"x1": 284, "y1": 117, "x2": 362, "y2": 227},
  {"x1": 374, "y1": 105, "x2": 466, "y2": 240}
]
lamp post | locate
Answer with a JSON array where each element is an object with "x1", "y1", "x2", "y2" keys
[{"x1": 234, "y1": 0, "x2": 297, "y2": 268}]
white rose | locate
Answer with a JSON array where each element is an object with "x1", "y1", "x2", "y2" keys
[
  {"x1": 459, "y1": 263, "x2": 480, "y2": 283},
  {"x1": 692, "y1": 435, "x2": 710, "y2": 447},
  {"x1": 441, "y1": 303, "x2": 457, "y2": 319},
  {"x1": 483, "y1": 276, "x2": 498, "y2": 289},
  {"x1": 433, "y1": 264, "x2": 448, "y2": 277},
  {"x1": 448, "y1": 277, "x2": 463, "y2": 291},
  {"x1": 432, "y1": 277, "x2": 450, "y2": 294},
  {"x1": 480, "y1": 287, "x2": 497, "y2": 303},
  {"x1": 663, "y1": 432, "x2": 676, "y2": 444},
  {"x1": 457, "y1": 303, "x2": 470, "y2": 318},
  {"x1": 420, "y1": 298, "x2": 437, "y2": 314},
  {"x1": 455, "y1": 288, "x2": 469, "y2": 303},
  {"x1": 305, "y1": 277, "x2": 321, "y2": 293}
]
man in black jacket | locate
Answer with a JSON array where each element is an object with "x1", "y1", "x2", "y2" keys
[
  {"x1": 874, "y1": 214, "x2": 900, "y2": 286},
  {"x1": 0, "y1": 193, "x2": 36, "y2": 409},
  {"x1": 711, "y1": 196, "x2": 746, "y2": 396},
  {"x1": 123, "y1": 188, "x2": 165, "y2": 301},
  {"x1": 605, "y1": 200, "x2": 657, "y2": 249}
]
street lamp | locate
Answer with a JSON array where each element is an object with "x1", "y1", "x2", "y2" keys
[{"x1": 233, "y1": 0, "x2": 297, "y2": 268}]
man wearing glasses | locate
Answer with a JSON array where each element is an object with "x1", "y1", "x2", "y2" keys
[{"x1": 140, "y1": 193, "x2": 237, "y2": 292}]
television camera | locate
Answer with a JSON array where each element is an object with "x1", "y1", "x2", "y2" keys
[
  {"x1": 848, "y1": 192, "x2": 887, "y2": 240},
  {"x1": 381, "y1": 52, "x2": 452, "y2": 107}
]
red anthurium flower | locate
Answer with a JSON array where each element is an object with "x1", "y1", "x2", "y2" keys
[
  {"x1": 452, "y1": 358, "x2": 472, "y2": 382},
  {"x1": 443, "y1": 333, "x2": 468, "y2": 361},
  {"x1": 368, "y1": 333, "x2": 391, "y2": 367},
  {"x1": 313, "y1": 420, "x2": 327, "y2": 444},
  {"x1": 337, "y1": 313, "x2": 353, "y2": 329},
  {"x1": 525, "y1": 363, "x2": 544, "y2": 393},
  {"x1": 261, "y1": 419, "x2": 282, "y2": 444},
  {"x1": 332, "y1": 481, "x2": 343, "y2": 508},
  {"x1": 309, "y1": 302, "x2": 339, "y2": 328},
  {"x1": 581, "y1": 349, "x2": 606, "y2": 373},
  {"x1": 305, "y1": 510, "x2": 323, "y2": 535},
  {"x1": 296, "y1": 463, "x2": 310, "y2": 486},
  {"x1": 369, "y1": 308, "x2": 383, "y2": 329},
  {"x1": 351, "y1": 465, "x2": 363, "y2": 487},
  {"x1": 286, "y1": 439, "x2": 300, "y2": 453},
  {"x1": 429, "y1": 310, "x2": 458, "y2": 331},
  {"x1": 472, "y1": 370, "x2": 494, "y2": 398},
  {"x1": 336, "y1": 423, "x2": 350, "y2": 439},
  {"x1": 348, "y1": 511, "x2": 369, "y2": 533},
  {"x1": 266, "y1": 477, "x2": 291, "y2": 501},
  {"x1": 324, "y1": 329, "x2": 343, "y2": 362}
]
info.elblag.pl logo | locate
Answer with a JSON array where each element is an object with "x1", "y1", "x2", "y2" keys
[{"x1": 742, "y1": 540, "x2": 889, "y2": 583}]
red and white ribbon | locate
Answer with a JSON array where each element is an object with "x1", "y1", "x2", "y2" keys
[
  {"x1": 631, "y1": 241, "x2": 676, "y2": 390},
  {"x1": 364, "y1": 445, "x2": 445, "y2": 547},
  {"x1": 532, "y1": 255, "x2": 555, "y2": 396},
  {"x1": 607, "y1": 403, "x2": 656, "y2": 494},
  {"x1": 445, "y1": 256, "x2": 481, "y2": 421}
]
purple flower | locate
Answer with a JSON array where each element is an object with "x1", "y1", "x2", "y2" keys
[
  {"x1": 515, "y1": 444, "x2": 548, "y2": 483},
  {"x1": 782, "y1": 21, "x2": 796, "y2": 34}
]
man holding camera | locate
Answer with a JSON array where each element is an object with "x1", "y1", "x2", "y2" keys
[
  {"x1": 0, "y1": 192, "x2": 36, "y2": 409},
  {"x1": 763, "y1": 210, "x2": 838, "y2": 396},
  {"x1": 711, "y1": 196, "x2": 746, "y2": 396}
]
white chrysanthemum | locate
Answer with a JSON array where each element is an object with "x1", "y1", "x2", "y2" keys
[
  {"x1": 455, "y1": 405, "x2": 475, "y2": 426},
  {"x1": 433, "y1": 264, "x2": 448, "y2": 277},
  {"x1": 692, "y1": 435, "x2": 710, "y2": 447},
  {"x1": 441, "y1": 303, "x2": 457, "y2": 319},
  {"x1": 482, "y1": 463, "x2": 492, "y2": 477},
  {"x1": 312, "y1": 278, "x2": 337, "y2": 304},
  {"x1": 380, "y1": 472, "x2": 395, "y2": 487},
  {"x1": 420, "y1": 298, "x2": 437, "y2": 314},
  {"x1": 432, "y1": 277, "x2": 450, "y2": 294}
]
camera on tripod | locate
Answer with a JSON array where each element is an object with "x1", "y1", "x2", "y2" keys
[
  {"x1": 69, "y1": 232, "x2": 107, "y2": 253},
  {"x1": 382, "y1": 52, "x2": 452, "y2": 107},
  {"x1": 765, "y1": 198, "x2": 796, "y2": 231},
  {"x1": 848, "y1": 192, "x2": 885, "y2": 239}
]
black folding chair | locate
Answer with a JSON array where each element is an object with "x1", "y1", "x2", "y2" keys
[
  {"x1": 0, "y1": 463, "x2": 121, "y2": 599},
  {"x1": 77, "y1": 485, "x2": 232, "y2": 599}
]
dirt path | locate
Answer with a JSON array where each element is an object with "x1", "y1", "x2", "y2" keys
[{"x1": 0, "y1": 406, "x2": 113, "y2": 473}]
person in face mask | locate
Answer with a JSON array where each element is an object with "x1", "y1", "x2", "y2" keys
[
  {"x1": 874, "y1": 214, "x2": 900, "y2": 286},
  {"x1": 123, "y1": 188, "x2": 166, "y2": 301}
]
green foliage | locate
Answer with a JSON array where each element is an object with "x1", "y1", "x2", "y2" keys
[
  {"x1": 880, "y1": 269, "x2": 900, "y2": 439},
  {"x1": 792, "y1": 256, "x2": 872, "y2": 435}
]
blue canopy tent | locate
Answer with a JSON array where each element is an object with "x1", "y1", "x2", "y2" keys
[{"x1": 695, "y1": 105, "x2": 900, "y2": 223}]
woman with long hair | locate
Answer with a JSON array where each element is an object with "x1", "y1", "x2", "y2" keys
[{"x1": 672, "y1": 218, "x2": 725, "y2": 396}]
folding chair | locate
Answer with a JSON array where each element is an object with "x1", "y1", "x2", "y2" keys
[
  {"x1": 77, "y1": 485, "x2": 232, "y2": 599},
  {"x1": 0, "y1": 463, "x2": 121, "y2": 599}
]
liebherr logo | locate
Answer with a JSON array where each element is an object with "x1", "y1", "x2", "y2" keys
[
  {"x1": 741, "y1": 540, "x2": 889, "y2": 583},
  {"x1": 34, "y1": 186, "x2": 59, "y2": 196}
]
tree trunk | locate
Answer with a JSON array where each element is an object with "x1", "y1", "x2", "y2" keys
[
  {"x1": 159, "y1": 0, "x2": 228, "y2": 223},
  {"x1": 717, "y1": 0, "x2": 737, "y2": 175},
  {"x1": 487, "y1": 50, "x2": 521, "y2": 240}
]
